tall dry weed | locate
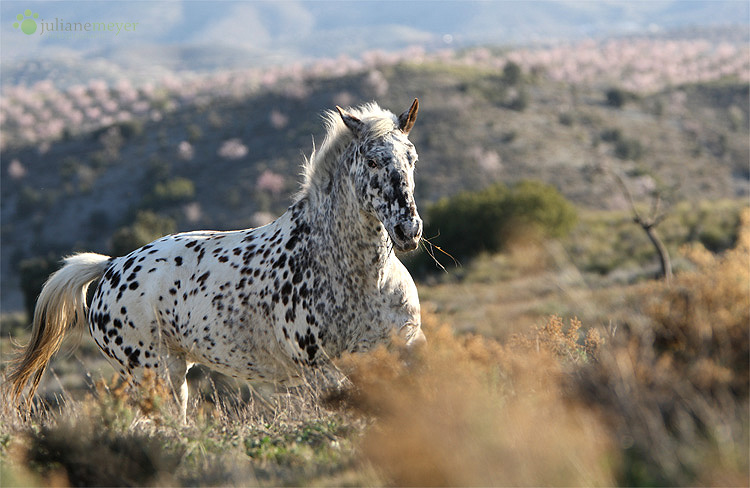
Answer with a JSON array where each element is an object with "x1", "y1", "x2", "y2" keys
[
  {"x1": 511, "y1": 315, "x2": 603, "y2": 364},
  {"x1": 1, "y1": 372, "x2": 183, "y2": 487},
  {"x1": 575, "y1": 208, "x2": 750, "y2": 486},
  {"x1": 339, "y1": 208, "x2": 750, "y2": 486},
  {"x1": 1, "y1": 367, "x2": 366, "y2": 487},
  {"x1": 336, "y1": 317, "x2": 615, "y2": 486}
]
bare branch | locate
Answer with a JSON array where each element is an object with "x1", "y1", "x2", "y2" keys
[{"x1": 599, "y1": 163, "x2": 672, "y2": 284}]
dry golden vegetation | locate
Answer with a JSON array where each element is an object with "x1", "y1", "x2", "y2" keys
[
  {"x1": 1, "y1": 211, "x2": 747, "y2": 486},
  {"x1": 336, "y1": 317, "x2": 615, "y2": 486}
]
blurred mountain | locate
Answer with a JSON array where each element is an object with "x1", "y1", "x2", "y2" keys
[{"x1": 1, "y1": 1, "x2": 748, "y2": 89}]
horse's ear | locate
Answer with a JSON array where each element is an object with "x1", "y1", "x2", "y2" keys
[
  {"x1": 398, "y1": 98, "x2": 419, "y2": 134},
  {"x1": 336, "y1": 106, "x2": 364, "y2": 135}
]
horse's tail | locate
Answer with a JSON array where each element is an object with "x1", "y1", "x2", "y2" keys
[{"x1": 6, "y1": 253, "x2": 111, "y2": 405}]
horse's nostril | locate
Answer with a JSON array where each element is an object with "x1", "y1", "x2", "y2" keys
[{"x1": 394, "y1": 223, "x2": 407, "y2": 241}]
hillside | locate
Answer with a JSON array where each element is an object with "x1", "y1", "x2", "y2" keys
[
  {"x1": 1, "y1": 33, "x2": 748, "y2": 486},
  {"x1": 1, "y1": 39, "x2": 748, "y2": 311}
]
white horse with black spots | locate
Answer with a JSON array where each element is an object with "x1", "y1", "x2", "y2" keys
[{"x1": 8, "y1": 99, "x2": 425, "y2": 420}]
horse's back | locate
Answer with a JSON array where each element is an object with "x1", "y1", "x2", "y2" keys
[{"x1": 87, "y1": 225, "x2": 290, "y2": 379}]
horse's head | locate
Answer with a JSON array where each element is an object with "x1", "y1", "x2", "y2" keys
[{"x1": 337, "y1": 99, "x2": 423, "y2": 252}]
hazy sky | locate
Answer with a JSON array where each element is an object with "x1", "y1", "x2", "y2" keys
[{"x1": 2, "y1": 1, "x2": 748, "y2": 70}]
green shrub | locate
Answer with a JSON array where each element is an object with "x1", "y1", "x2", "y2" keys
[
  {"x1": 425, "y1": 182, "x2": 509, "y2": 260},
  {"x1": 605, "y1": 87, "x2": 637, "y2": 108},
  {"x1": 504, "y1": 180, "x2": 578, "y2": 237},
  {"x1": 59, "y1": 157, "x2": 83, "y2": 183},
  {"x1": 143, "y1": 177, "x2": 196, "y2": 208},
  {"x1": 558, "y1": 112, "x2": 575, "y2": 126},
  {"x1": 503, "y1": 61, "x2": 522, "y2": 85},
  {"x1": 614, "y1": 138, "x2": 644, "y2": 160},
  {"x1": 116, "y1": 120, "x2": 144, "y2": 139},
  {"x1": 599, "y1": 128, "x2": 645, "y2": 160},
  {"x1": 153, "y1": 177, "x2": 195, "y2": 202},
  {"x1": 111, "y1": 211, "x2": 177, "y2": 256},
  {"x1": 600, "y1": 128, "x2": 622, "y2": 143},
  {"x1": 416, "y1": 180, "x2": 577, "y2": 271},
  {"x1": 145, "y1": 157, "x2": 171, "y2": 183}
]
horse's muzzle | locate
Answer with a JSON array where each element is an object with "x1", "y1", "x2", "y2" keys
[{"x1": 392, "y1": 217, "x2": 423, "y2": 252}]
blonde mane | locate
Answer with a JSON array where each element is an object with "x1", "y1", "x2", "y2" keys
[{"x1": 297, "y1": 102, "x2": 398, "y2": 203}]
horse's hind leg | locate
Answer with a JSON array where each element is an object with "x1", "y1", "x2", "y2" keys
[
  {"x1": 89, "y1": 292, "x2": 193, "y2": 421},
  {"x1": 163, "y1": 355, "x2": 190, "y2": 423}
]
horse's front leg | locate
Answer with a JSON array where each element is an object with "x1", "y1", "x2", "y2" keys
[{"x1": 400, "y1": 321, "x2": 426, "y2": 348}]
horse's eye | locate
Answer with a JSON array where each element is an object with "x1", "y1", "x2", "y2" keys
[{"x1": 367, "y1": 159, "x2": 378, "y2": 169}]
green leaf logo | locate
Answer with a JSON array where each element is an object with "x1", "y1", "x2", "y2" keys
[{"x1": 12, "y1": 9, "x2": 39, "y2": 35}]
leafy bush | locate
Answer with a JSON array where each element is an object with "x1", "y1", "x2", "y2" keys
[
  {"x1": 502, "y1": 180, "x2": 578, "y2": 238},
  {"x1": 144, "y1": 157, "x2": 171, "y2": 183},
  {"x1": 186, "y1": 124, "x2": 203, "y2": 143},
  {"x1": 503, "y1": 61, "x2": 522, "y2": 85},
  {"x1": 143, "y1": 177, "x2": 196, "y2": 209},
  {"x1": 558, "y1": 112, "x2": 575, "y2": 126},
  {"x1": 421, "y1": 180, "x2": 577, "y2": 267},
  {"x1": 59, "y1": 157, "x2": 83, "y2": 183},
  {"x1": 110, "y1": 210, "x2": 177, "y2": 256},
  {"x1": 614, "y1": 137, "x2": 644, "y2": 160},
  {"x1": 599, "y1": 127, "x2": 644, "y2": 160},
  {"x1": 600, "y1": 128, "x2": 622, "y2": 143},
  {"x1": 605, "y1": 87, "x2": 637, "y2": 108},
  {"x1": 423, "y1": 182, "x2": 507, "y2": 261},
  {"x1": 116, "y1": 120, "x2": 144, "y2": 139}
]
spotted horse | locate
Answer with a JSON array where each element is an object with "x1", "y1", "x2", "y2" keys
[{"x1": 8, "y1": 99, "x2": 425, "y2": 420}]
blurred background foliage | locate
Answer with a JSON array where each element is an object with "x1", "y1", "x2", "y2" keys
[
  {"x1": 2, "y1": 47, "x2": 747, "y2": 311},
  {"x1": 408, "y1": 180, "x2": 577, "y2": 274}
]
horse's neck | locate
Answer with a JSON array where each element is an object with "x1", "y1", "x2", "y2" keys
[{"x1": 302, "y1": 179, "x2": 392, "y2": 286}]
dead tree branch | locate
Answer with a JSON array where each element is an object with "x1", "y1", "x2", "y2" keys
[{"x1": 606, "y1": 167, "x2": 673, "y2": 285}]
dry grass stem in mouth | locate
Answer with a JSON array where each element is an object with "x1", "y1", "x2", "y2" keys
[{"x1": 419, "y1": 232, "x2": 460, "y2": 273}]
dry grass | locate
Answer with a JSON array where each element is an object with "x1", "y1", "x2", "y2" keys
[
  {"x1": 335, "y1": 209, "x2": 750, "y2": 486},
  {"x1": 335, "y1": 316, "x2": 616, "y2": 486},
  {"x1": 574, "y1": 208, "x2": 750, "y2": 486},
  {"x1": 0, "y1": 371, "x2": 367, "y2": 487}
]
